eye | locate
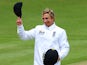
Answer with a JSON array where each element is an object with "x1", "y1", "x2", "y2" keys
[
  {"x1": 42, "y1": 18, "x2": 45, "y2": 20},
  {"x1": 45, "y1": 18, "x2": 48, "y2": 19}
]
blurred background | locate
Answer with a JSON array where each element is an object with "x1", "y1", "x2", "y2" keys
[{"x1": 0, "y1": 0, "x2": 87, "y2": 65}]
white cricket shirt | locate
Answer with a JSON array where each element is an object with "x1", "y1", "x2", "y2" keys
[{"x1": 17, "y1": 23, "x2": 70, "y2": 65}]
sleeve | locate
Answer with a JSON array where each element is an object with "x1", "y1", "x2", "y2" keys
[
  {"x1": 17, "y1": 25, "x2": 36, "y2": 40},
  {"x1": 58, "y1": 30, "x2": 70, "y2": 60}
]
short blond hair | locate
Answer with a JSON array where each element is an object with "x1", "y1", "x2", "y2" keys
[{"x1": 42, "y1": 8, "x2": 55, "y2": 19}]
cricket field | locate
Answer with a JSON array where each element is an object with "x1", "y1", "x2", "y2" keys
[{"x1": 0, "y1": 0, "x2": 87, "y2": 65}]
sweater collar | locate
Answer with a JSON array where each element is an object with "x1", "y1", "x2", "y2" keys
[{"x1": 44, "y1": 23, "x2": 56, "y2": 30}]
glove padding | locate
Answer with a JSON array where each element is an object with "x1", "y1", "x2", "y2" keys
[
  {"x1": 13, "y1": 2, "x2": 23, "y2": 18},
  {"x1": 43, "y1": 49, "x2": 59, "y2": 65}
]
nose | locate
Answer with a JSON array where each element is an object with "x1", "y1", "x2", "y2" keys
[{"x1": 44, "y1": 19, "x2": 47, "y2": 23}]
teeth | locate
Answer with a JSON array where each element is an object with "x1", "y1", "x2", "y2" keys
[
  {"x1": 44, "y1": 21, "x2": 47, "y2": 23},
  {"x1": 44, "y1": 21, "x2": 49, "y2": 23}
]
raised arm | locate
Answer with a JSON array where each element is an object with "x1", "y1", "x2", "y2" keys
[{"x1": 16, "y1": 17, "x2": 35, "y2": 40}]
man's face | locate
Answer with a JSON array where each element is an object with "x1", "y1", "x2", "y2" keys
[{"x1": 42, "y1": 13, "x2": 54, "y2": 27}]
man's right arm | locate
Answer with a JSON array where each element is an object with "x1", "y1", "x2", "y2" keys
[
  {"x1": 16, "y1": 17, "x2": 27, "y2": 40},
  {"x1": 16, "y1": 17, "x2": 35, "y2": 40}
]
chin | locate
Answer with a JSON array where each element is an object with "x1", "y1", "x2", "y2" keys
[{"x1": 45, "y1": 24, "x2": 48, "y2": 26}]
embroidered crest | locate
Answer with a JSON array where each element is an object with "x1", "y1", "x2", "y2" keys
[
  {"x1": 53, "y1": 31, "x2": 56, "y2": 37},
  {"x1": 39, "y1": 30, "x2": 45, "y2": 35}
]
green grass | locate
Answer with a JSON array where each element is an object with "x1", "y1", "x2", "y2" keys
[{"x1": 0, "y1": 0, "x2": 87, "y2": 65}]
